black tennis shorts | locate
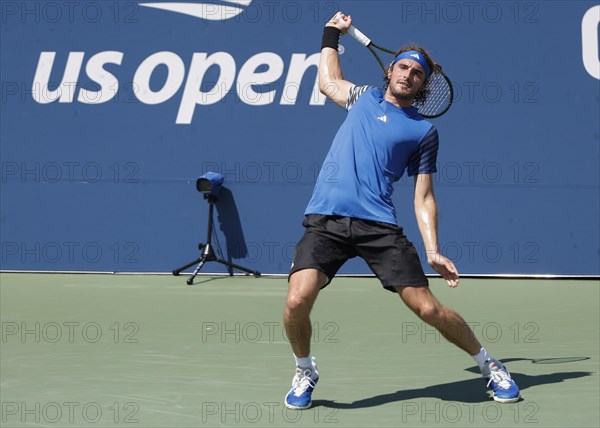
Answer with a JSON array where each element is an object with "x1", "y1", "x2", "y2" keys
[{"x1": 290, "y1": 214, "x2": 429, "y2": 292}]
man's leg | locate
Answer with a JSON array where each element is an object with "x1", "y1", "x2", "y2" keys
[
  {"x1": 393, "y1": 285, "x2": 481, "y2": 354},
  {"x1": 284, "y1": 268, "x2": 328, "y2": 357},
  {"x1": 394, "y1": 285, "x2": 520, "y2": 403},
  {"x1": 283, "y1": 268, "x2": 327, "y2": 409}
]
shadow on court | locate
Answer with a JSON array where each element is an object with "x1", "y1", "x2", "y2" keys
[
  {"x1": 188, "y1": 276, "x2": 236, "y2": 285},
  {"x1": 312, "y1": 365, "x2": 593, "y2": 408},
  {"x1": 462, "y1": 356, "x2": 592, "y2": 374}
]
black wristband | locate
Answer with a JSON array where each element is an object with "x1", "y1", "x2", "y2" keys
[{"x1": 321, "y1": 26, "x2": 341, "y2": 50}]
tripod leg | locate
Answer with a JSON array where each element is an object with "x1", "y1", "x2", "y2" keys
[
  {"x1": 187, "y1": 257, "x2": 207, "y2": 285},
  {"x1": 173, "y1": 258, "x2": 201, "y2": 276},
  {"x1": 215, "y1": 257, "x2": 261, "y2": 277}
]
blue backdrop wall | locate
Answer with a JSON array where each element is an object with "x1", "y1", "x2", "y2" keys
[{"x1": 1, "y1": 0, "x2": 599, "y2": 275}]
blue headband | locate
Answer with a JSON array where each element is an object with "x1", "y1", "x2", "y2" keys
[{"x1": 393, "y1": 50, "x2": 431, "y2": 77}]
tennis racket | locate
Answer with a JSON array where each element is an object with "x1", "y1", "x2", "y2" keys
[{"x1": 342, "y1": 22, "x2": 454, "y2": 118}]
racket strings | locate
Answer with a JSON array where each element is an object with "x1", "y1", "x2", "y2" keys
[{"x1": 414, "y1": 73, "x2": 453, "y2": 118}]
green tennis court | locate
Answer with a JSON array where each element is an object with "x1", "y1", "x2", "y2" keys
[{"x1": 1, "y1": 273, "x2": 598, "y2": 427}]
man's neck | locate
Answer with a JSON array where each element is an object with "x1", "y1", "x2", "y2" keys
[{"x1": 384, "y1": 91, "x2": 413, "y2": 109}]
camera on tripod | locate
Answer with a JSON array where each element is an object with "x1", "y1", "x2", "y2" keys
[
  {"x1": 196, "y1": 172, "x2": 224, "y2": 200},
  {"x1": 173, "y1": 171, "x2": 260, "y2": 284}
]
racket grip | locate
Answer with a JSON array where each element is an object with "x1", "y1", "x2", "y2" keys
[{"x1": 347, "y1": 25, "x2": 371, "y2": 47}]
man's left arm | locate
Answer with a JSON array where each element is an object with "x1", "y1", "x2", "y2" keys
[{"x1": 413, "y1": 173, "x2": 460, "y2": 287}]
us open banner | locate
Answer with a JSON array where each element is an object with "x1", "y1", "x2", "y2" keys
[{"x1": 1, "y1": 1, "x2": 598, "y2": 275}]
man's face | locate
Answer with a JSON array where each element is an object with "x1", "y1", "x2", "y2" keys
[{"x1": 387, "y1": 58, "x2": 427, "y2": 101}]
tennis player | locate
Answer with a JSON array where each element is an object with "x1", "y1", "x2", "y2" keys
[{"x1": 283, "y1": 12, "x2": 520, "y2": 409}]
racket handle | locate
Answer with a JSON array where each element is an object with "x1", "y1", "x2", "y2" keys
[{"x1": 347, "y1": 25, "x2": 371, "y2": 47}]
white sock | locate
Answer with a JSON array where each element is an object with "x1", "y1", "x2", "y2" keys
[
  {"x1": 472, "y1": 347, "x2": 491, "y2": 369},
  {"x1": 294, "y1": 354, "x2": 314, "y2": 369}
]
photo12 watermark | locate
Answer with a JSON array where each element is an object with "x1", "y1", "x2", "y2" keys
[
  {"x1": 1, "y1": 321, "x2": 140, "y2": 344},
  {"x1": 413, "y1": 240, "x2": 541, "y2": 266},
  {"x1": 400, "y1": 400, "x2": 540, "y2": 424},
  {"x1": 1, "y1": 241, "x2": 141, "y2": 265},
  {"x1": 201, "y1": 401, "x2": 339, "y2": 424},
  {"x1": 1, "y1": 161, "x2": 140, "y2": 184},
  {"x1": 1, "y1": 1, "x2": 141, "y2": 25},
  {"x1": 1, "y1": 401, "x2": 140, "y2": 425},
  {"x1": 395, "y1": 1, "x2": 541, "y2": 24},
  {"x1": 201, "y1": 321, "x2": 339, "y2": 344},
  {"x1": 400, "y1": 321, "x2": 540, "y2": 345}
]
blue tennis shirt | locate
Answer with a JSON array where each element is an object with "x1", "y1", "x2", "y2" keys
[{"x1": 305, "y1": 86, "x2": 439, "y2": 225}]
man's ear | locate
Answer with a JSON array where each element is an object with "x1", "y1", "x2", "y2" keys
[{"x1": 387, "y1": 63, "x2": 393, "y2": 80}]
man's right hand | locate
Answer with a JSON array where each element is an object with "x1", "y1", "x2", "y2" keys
[{"x1": 327, "y1": 12, "x2": 352, "y2": 33}]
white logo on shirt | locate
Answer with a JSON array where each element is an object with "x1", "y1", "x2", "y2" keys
[{"x1": 377, "y1": 115, "x2": 387, "y2": 123}]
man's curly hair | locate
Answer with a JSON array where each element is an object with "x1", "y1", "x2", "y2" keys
[{"x1": 383, "y1": 44, "x2": 441, "y2": 106}]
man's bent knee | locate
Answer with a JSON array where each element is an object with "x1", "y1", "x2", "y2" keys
[
  {"x1": 420, "y1": 304, "x2": 443, "y2": 325},
  {"x1": 286, "y1": 293, "x2": 311, "y2": 312}
]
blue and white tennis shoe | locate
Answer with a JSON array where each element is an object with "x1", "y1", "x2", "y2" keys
[
  {"x1": 482, "y1": 359, "x2": 520, "y2": 403},
  {"x1": 284, "y1": 366, "x2": 319, "y2": 410}
]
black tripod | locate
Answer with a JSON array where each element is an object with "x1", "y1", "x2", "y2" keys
[{"x1": 173, "y1": 194, "x2": 261, "y2": 284}]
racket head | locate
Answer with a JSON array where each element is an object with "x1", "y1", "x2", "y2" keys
[
  {"x1": 368, "y1": 46, "x2": 454, "y2": 119},
  {"x1": 354, "y1": 28, "x2": 454, "y2": 119},
  {"x1": 412, "y1": 70, "x2": 454, "y2": 119}
]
